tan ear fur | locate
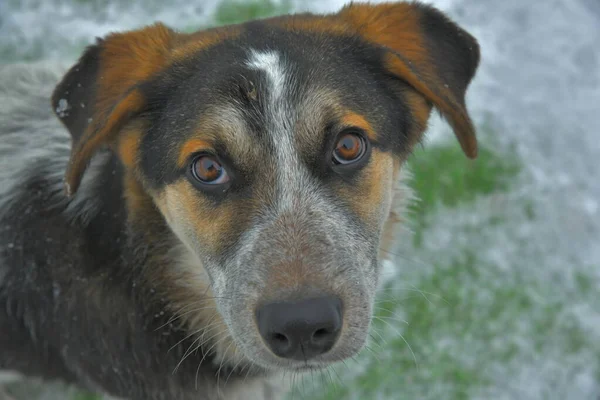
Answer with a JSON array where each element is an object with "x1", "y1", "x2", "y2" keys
[{"x1": 52, "y1": 23, "x2": 175, "y2": 196}]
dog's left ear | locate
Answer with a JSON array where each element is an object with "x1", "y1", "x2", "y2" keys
[
  {"x1": 52, "y1": 23, "x2": 175, "y2": 196},
  {"x1": 338, "y1": 2, "x2": 480, "y2": 158}
]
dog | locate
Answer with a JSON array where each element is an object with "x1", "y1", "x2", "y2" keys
[{"x1": 0, "y1": 1, "x2": 480, "y2": 399}]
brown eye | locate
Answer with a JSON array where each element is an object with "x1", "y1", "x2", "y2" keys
[
  {"x1": 191, "y1": 155, "x2": 230, "y2": 185},
  {"x1": 333, "y1": 131, "x2": 367, "y2": 165}
]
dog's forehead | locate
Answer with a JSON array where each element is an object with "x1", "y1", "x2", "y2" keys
[
  {"x1": 140, "y1": 26, "x2": 408, "y2": 188},
  {"x1": 179, "y1": 36, "x2": 381, "y2": 136},
  {"x1": 168, "y1": 25, "x2": 389, "y2": 120}
]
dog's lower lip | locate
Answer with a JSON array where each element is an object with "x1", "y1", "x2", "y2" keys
[
  {"x1": 293, "y1": 365, "x2": 324, "y2": 372},
  {"x1": 289, "y1": 361, "x2": 334, "y2": 371}
]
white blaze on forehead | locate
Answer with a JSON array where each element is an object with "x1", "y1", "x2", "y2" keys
[
  {"x1": 246, "y1": 49, "x2": 312, "y2": 211},
  {"x1": 246, "y1": 50, "x2": 286, "y2": 100}
]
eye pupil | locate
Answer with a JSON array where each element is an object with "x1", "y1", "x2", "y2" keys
[{"x1": 341, "y1": 137, "x2": 354, "y2": 150}]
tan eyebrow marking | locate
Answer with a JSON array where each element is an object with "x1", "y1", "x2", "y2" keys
[
  {"x1": 340, "y1": 111, "x2": 377, "y2": 140},
  {"x1": 177, "y1": 139, "x2": 212, "y2": 168}
]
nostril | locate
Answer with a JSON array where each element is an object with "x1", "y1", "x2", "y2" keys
[
  {"x1": 271, "y1": 332, "x2": 289, "y2": 345},
  {"x1": 312, "y1": 328, "x2": 331, "y2": 341}
]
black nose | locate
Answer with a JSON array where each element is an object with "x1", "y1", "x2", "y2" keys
[{"x1": 256, "y1": 295, "x2": 343, "y2": 361}]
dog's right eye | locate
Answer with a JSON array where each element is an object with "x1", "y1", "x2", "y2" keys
[{"x1": 191, "y1": 155, "x2": 230, "y2": 185}]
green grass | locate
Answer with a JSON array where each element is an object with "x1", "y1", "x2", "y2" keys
[
  {"x1": 72, "y1": 394, "x2": 102, "y2": 400},
  {"x1": 409, "y1": 145, "x2": 517, "y2": 214},
  {"x1": 178, "y1": 0, "x2": 293, "y2": 33},
  {"x1": 6, "y1": 1, "x2": 598, "y2": 399},
  {"x1": 407, "y1": 132, "x2": 521, "y2": 245},
  {"x1": 214, "y1": 0, "x2": 292, "y2": 26}
]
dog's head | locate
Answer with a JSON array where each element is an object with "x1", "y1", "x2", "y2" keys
[{"x1": 52, "y1": 2, "x2": 479, "y2": 372}]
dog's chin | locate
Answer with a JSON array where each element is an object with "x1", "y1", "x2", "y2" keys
[{"x1": 247, "y1": 356, "x2": 344, "y2": 374}]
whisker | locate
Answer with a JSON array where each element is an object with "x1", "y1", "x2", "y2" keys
[
  {"x1": 331, "y1": 365, "x2": 343, "y2": 387},
  {"x1": 224, "y1": 350, "x2": 245, "y2": 388},
  {"x1": 369, "y1": 332, "x2": 385, "y2": 349},
  {"x1": 374, "y1": 314, "x2": 409, "y2": 325},
  {"x1": 290, "y1": 371, "x2": 297, "y2": 400},
  {"x1": 364, "y1": 344, "x2": 381, "y2": 363},
  {"x1": 374, "y1": 294, "x2": 420, "y2": 304},
  {"x1": 172, "y1": 321, "x2": 223, "y2": 374},
  {"x1": 340, "y1": 359, "x2": 351, "y2": 373},
  {"x1": 370, "y1": 325, "x2": 389, "y2": 346},
  {"x1": 195, "y1": 331, "x2": 229, "y2": 390},
  {"x1": 373, "y1": 316, "x2": 418, "y2": 369},
  {"x1": 376, "y1": 286, "x2": 449, "y2": 305},
  {"x1": 243, "y1": 360, "x2": 253, "y2": 384},
  {"x1": 168, "y1": 316, "x2": 220, "y2": 354},
  {"x1": 373, "y1": 306, "x2": 410, "y2": 325},
  {"x1": 378, "y1": 248, "x2": 431, "y2": 268},
  {"x1": 325, "y1": 367, "x2": 335, "y2": 392},
  {"x1": 215, "y1": 340, "x2": 235, "y2": 395},
  {"x1": 408, "y1": 284, "x2": 450, "y2": 305},
  {"x1": 155, "y1": 304, "x2": 218, "y2": 332}
]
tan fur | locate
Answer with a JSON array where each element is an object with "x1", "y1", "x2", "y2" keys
[
  {"x1": 402, "y1": 88, "x2": 434, "y2": 146},
  {"x1": 339, "y1": 111, "x2": 377, "y2": 140},
  {"x1": 116, "y1": 123, "x2": 144, "y2": 169},
  {"x1": 182, "y1": 106, "x2": 260, "y2": 170},
  {"x1": 155, "y1": 179, "x2": 252, "y2": 255},
  {"x1": 65, "y1": 24, "x2": 176, "y2": 194},
  {"x1": 334, "y1": 150, "x2": 395, "y2": 227},
  {"x1": 177, "y1": 139, "x2": 212, "y2": 168}
]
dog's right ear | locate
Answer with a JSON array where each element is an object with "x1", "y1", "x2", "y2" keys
[{"x1": 52, "y1": 23, "x2": 175, "y2": 196}]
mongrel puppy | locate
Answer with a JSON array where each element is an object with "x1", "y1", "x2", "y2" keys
[{"x1": 0, "y1": 2, "x2": 480, "y2": 399}]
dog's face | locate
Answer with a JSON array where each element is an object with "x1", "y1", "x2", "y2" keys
[{"x1": 52, "y1": 2, "x2": 479, "y2": 372}]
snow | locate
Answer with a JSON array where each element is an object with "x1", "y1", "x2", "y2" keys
[
  {"x1": 55, "y1": 98, "x2": 69, "y2": 118},
  {"x1": 1, "y1": 0, "x2": 599, "y2": 399}
]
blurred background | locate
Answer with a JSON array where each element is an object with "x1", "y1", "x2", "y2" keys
[{"x1": 1, "y1": 0, "x2": 599, "y2": 399}]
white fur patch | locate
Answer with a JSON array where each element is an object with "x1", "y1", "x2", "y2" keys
[
  {"x1": 245, "y1": 49, "x2": 315, "y2": 212},
  {"x1": 245, "y1": 50, "x2": 285, "y2": 101}
]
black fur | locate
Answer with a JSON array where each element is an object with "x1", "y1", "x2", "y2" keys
[
  {"x1": 51, "y1": 41, "x2": 103, "y2": 143},
  {"x1": 415, "y1": 3, "x2": 481, "y2": 105}
]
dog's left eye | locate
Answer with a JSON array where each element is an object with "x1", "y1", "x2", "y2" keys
[
  {"x1": 191, "y1": 155, "x2": 230, "y2": 185},
  {"x1": 332, "y1": 131, "x2": 367, "y2": 165}
]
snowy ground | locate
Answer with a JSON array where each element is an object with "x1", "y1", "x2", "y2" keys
[{"x1": 1, "y1": 0, "x2": 599, "y2": 399}]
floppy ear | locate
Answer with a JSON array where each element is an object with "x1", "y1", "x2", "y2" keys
[
  {"x1": 338, "y1": 2, "x2": 480, "y2": 158},
  {"x1": 51, "y1": 23, "x2": 175, "y2": 196}
]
